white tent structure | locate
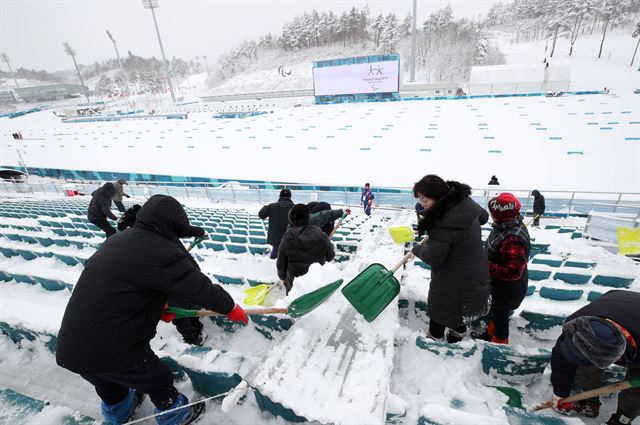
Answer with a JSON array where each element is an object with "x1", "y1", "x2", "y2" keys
[{"x1": 469, "y1": 64, "x2": 571, "y2": 95}]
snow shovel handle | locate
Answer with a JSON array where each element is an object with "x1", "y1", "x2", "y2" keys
[
  {"x1": 532, "y1": 378, "x2": 640, "y2": 411},
  {"x1": 329, "y1": 212, "x2": 347, "y2": 239},
  {"x1": 165, "y1": 306, "x2": 288, "y2": 319},
  {"x1": 187, "y1": 236, "x2": 207, "y2": 252},
  {"x1": 389, "y1": 235, "x2": 429, "y2": 273}
]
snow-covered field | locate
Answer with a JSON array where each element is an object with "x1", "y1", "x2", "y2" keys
[{"x1": 3, "y1": 90, "x2": 639, "y2": 193}]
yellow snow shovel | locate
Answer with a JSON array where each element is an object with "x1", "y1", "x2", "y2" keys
[
  {"x1": 242, "y1": 281, "x2": 282, "y2": 306},
  {"x1": 389, "y1": 226, "x2": 415, "y2": 244}
]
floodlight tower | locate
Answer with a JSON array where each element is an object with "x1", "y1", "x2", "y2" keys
[
  {"x1": 409, "y1": 0, "x2": 417, "y2": 82},
  {"x1": 1, "y1": 53, "x2": 20, "y2": 88},
  {"x1": 142, "y1": 0, "x2": 176, "y2": 103},
  {"x1": 106, "y1": 30, "x2": 124, "y2": 68},
  {"x1": 63, "y1": 42, "x2": 90, "y2": 102}
]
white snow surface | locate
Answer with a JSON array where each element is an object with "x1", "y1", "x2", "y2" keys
[
  {"x1": 1, "y1": 89, "x2": 638, "y2": 192},
  {"x1": 0, "y1": 194, "x2": 638, "y2": 425}
]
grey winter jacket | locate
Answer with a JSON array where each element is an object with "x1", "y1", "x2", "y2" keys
[
  {"x1": 412, "y1": 182, "x2": 490, "y2": 328},
  {"x1": 88, "y1": 183, "x2": 118, "y2": 221},
  {"x1": 113, "y1": 181, "x2": 126, "y2": 202},
  {"x1": 277, "y1": 225, "x2": 335, "y2": 282}
]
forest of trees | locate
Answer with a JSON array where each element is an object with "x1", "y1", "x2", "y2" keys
[
  {"x1": 215, "y1": 5, "x2": 504, "y2": 84},
  {"x1": 486, "y1": 0, "x2": 640, "y2": 59},
  {"x1": 0, "y1": 68, "x2": 62, "y2": 83}
]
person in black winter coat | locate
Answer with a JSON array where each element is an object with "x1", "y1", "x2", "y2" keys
[
  {"x1": 259, "y1": 188, "x2": 294, "y2": 259},
  {"x1": 56, "y1": 195, "x2": 248, "y2": 424},
  {"x1": 117, "y1": 204, "x2": 141, "y2": 231},
  {"x1": 308, "y1": 201, "x2": 344, "y2": 236},
  {"x1": 549, "y1": 290, "x2": 639, "y2": 425},
  {"x1": 476, "y1": 193, "x2": 530, "y2": 344},
  {"x1": 276, "y1": 204, "x2": 335, "y2": 294},
  {"x1": 531, "y1": 190, "x2": 546, "y2": 227},
  {"x1": 88, "y1": 182, "x2": 118, "y2": 237},
  {"x1": 412, "y1": 175, "x2": 490, "y2": 343}
]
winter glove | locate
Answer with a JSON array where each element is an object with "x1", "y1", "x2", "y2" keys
[
  {"x1": 227, "y1": 305, "x2": 248, "y2": 325},
  {"x1": 124, "y1": 194, "x2": 130, "y2": 198},
  {"x1": 345, "y1": 208, "x2": 351, "y2": 215},
  {"x1": 160, "y1": 304, "x2": 176, "y2": 323},
  {"x1": 552, "y1": 394, "x2": 574, "y2": 416}
]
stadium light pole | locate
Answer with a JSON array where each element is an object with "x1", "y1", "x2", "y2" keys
[
  {"x1": 106, "y1": 30, "x2": 129, "y2": 96},
  {"x1": 142, "y1": 0, "x2": 176, "y2": 103},
  {"x1": 106, "y1": 30, "x2": 124, "y2": 68},
  {"x1": 409, "y1": 0, "x2": 417, "y2": 82},
  {"x1": 63, "y1": 42, "x2": 91, "y2": 103},
  {"x1": 1, "y1": 53, "x2": 20, "y2": 88}
]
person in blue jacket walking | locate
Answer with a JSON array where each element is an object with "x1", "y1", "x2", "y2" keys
[{"x1": 361, "y1": 183, "x2": 375, "y2": 216}]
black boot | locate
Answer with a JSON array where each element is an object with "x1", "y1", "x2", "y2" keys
[
  {"x1": 607, "y1": 409, "x2": 634, "y2": 425},
  {"x1": 470, "y1": 329, "x2": 492, "y2": 341}
]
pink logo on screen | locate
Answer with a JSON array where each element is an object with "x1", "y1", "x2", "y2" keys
[
  {"x1": 363, "y1": 63, "x2": 389, "y2": 91},
  {"x1": 367, "y1": 65, "x2": 384, "y2": 76}
]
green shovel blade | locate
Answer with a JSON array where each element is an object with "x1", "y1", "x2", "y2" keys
[
  {"x1": 341, "y1": 263, "x2": 400, "y2": 322},
  {"x1": 491, "y1": 386, "x2": 524, "y2": 409},
  {"x1": 287, "y1": 279, "x2": 344, "y2": 318}
]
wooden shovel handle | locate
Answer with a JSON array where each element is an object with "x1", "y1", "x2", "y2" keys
[
  {"x1": 390, "y1": 235, "x2": 429, "y2": 273},
  {"x1": 329, "y1": 218, "x2": 343, "y2": 239},
  {"x1": 532, "y1": 379, "x2": 634, "y2": 411},
  {"x1": 196, "y1": 307, "x2": 289, "y2": 317}
]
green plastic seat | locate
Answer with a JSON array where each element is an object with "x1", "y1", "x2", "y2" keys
[
  {"x1": 212, "y1": 274, "x2": 245, "y2": 285},
  {"x1": 592, "y1": 275, "x2": 634, "y2": 288},
  {"x1": 225, "y1": 244, "x2": 247, "y2": 254},
  {"x1": 539, "y1": 287, "x2": 583, "y2": 301}
]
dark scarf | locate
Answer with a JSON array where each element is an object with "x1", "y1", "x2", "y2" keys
[{"x1": 417, "y1": 181, "x2": 471, "y2": 233}]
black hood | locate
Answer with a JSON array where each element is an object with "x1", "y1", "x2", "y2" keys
[
  {"x1": 287, "y1": 225, "x2": 326, "y2": 250},
  {"x1": 98, "y1": 182, "x2": 116, "y2": 199},
  {"x1": 134, "y1": 195, "x2": 200, "y2": 240},
  {"x1": 417, "y1": 181, "x2": 477, "y2": 231},
  {"x1": 311, "y1": 202, "x2": 331, "y2": 214},
  {"x1": 532, "y1": 190, "x2": 542, "y2": 198}
]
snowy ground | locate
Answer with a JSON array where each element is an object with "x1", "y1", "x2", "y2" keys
[
  {"x1": 2, "y1": 89, "x2": 639, "y2": 193},
  {"x1": 0, "y1": 193, "x2": 638, "y2": 424}
]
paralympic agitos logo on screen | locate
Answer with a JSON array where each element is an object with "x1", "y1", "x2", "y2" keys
[{"x1": 363, "y1": 64, "x2": 388, "y2": 90}]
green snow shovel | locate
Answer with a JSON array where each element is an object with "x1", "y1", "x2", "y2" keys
[
  {"x1": 531, "y1": 378, "x2": 640, "y2": 412},
  {"x1": 342, "y1": 235, "x2": 429, "y2": 322},
  {"x1": 167, "y1": 278, "x2": 344, "y2": 319},
  {"x1": 491, "y1": 386, "x2": 524, "y2": 409}
]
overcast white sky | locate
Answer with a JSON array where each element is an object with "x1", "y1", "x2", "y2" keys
[{"x1": 0, "y1": 0, "x2": 504, "y2": 72}]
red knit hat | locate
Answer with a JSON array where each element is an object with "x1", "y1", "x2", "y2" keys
[{"x1": 488, "y1": 193, "x2": 521, "y2": 222}]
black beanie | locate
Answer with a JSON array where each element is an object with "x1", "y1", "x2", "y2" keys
[
  {"x1": 280, "y1": 188, "x2": 292, "y2": 199},
  {"x1": 289, "y1": 203, "x2": 310, "y2": 226},
  {"x1": 560, "y1": 316, "x2": 627, "y2": 369},
  {"x1": 413, "y1": 174, "x2": 450, "y2": 200}
]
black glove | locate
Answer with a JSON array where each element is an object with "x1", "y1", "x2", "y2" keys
[{"x1": 124, "y1": 194, "x2": 130, "y2": 198}]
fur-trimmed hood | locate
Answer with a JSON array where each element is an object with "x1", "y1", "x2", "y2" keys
[{"x1": 417, "y1": 181, "x2": 477, "y2": 232}]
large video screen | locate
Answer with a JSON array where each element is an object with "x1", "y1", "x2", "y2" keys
[{"x1": 313, "y1": 60, "x2": 399, "y2": 96}]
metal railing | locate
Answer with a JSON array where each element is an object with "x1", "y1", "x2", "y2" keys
[{"x1": 1, "y1": 178, "x2": 638, "y2": 217}]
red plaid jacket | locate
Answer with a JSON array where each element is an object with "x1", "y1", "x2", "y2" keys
[{"x1": 489, "y1": 235, "x2": 527, "y2": 281}]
